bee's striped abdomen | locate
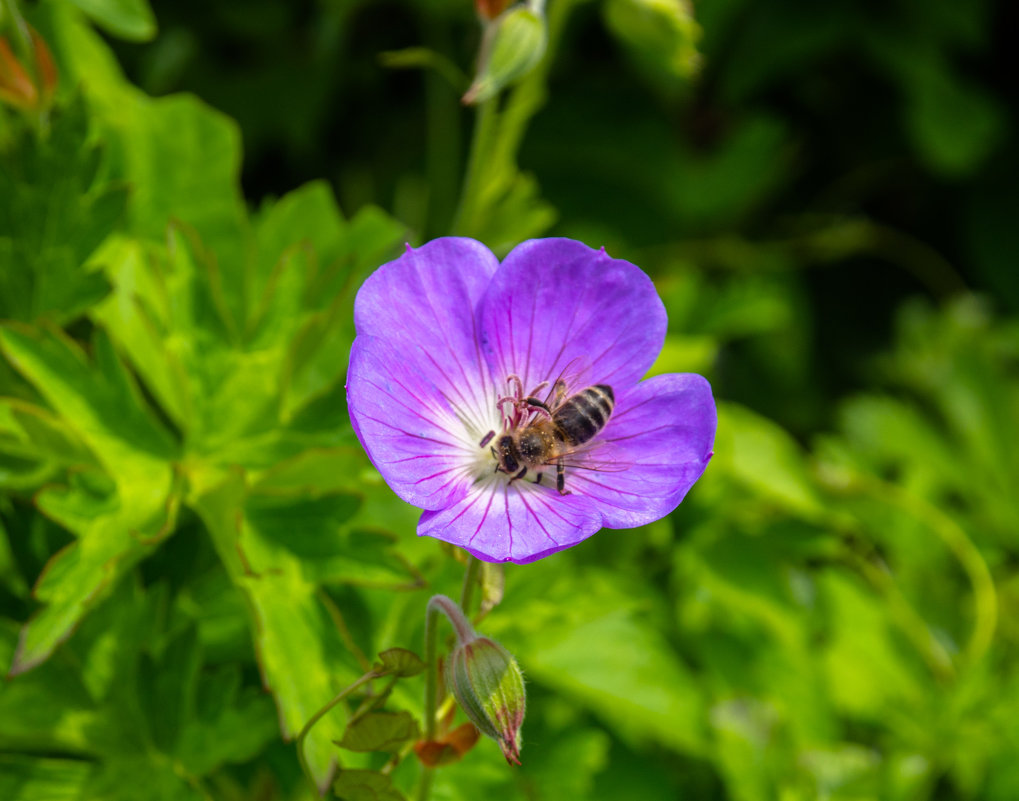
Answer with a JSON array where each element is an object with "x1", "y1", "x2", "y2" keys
[{"x1": 553, "y1": 384, "x2": 614, "y2": 446}]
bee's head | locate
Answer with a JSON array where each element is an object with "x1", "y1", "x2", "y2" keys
[{"x1": 493, "y1": 434, "x2": 520, "y2": 474}]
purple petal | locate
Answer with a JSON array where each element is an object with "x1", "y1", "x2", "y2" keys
[
  {"x1": 348, "y1": 335, "x2": 486, "y2": 510},
  {"x1": 477, "y1": 239, "x2": 667, "y2": 394},
  {"x1": 417, "y1": 480, "x2": 602, "y2": 564},
  {"x1": 568, "y1": 373, "x2": 716, "y2": 528},
  {"x1": 354, "y1": 238, "x2": 500, "y2": 429}
]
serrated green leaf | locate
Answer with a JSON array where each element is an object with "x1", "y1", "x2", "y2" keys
[
  {"x1": 333, "y1": 769, "x2": 407, "y2": 801},
  {"x1": 375, "y1": 648, "x2": 424, "y2": 678},
  {"x1": 338, "y1": 710, "x2": 419, "y2": 753},
  {"x1": 244, "y1": 499, "x2": 418, "y2": 588},
  {"x1": 0, "y1": 97, "x2": 126, "y2": 325},
  {"x1": 0, "y1": 399, "x2": 99, "y2": 471},
  {"x1": 0, "y1": 326, "x2": 176, "y2": 473},
  {"x1": 0, "y1": 325, "x2": 176, "y2": 673},
  {"x1": 190, "y1": 470, "x2": 363, "y2": 792}
]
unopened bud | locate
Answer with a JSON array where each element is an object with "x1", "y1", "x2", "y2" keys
[
  {"x1": 446, "y1": 635, "x2": 526, "y2": 764},
  {"x1": 475, "y1": 0, "x2": 512, "y2": 21},
  {"x1": 0, "y1": 26, "x2": 58, "y2": 112},
  {"x1": 463, "y1": 6, "x2": 546, "y2": 105}
]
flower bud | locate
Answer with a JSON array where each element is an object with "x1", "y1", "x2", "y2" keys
[
  {"x1": 475, "y1": 0, "x2": 512, "y2": 21},
  {"x1": 463, "y1": 6, "x2": 546, "y2": 105},
  {"x1": 445, "y1": 635, "x2": 526, "y2": 764},
  {"x1": 0, "y1": 26, "x2": 58, "y2": 112}
]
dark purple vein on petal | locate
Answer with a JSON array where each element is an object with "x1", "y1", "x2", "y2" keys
[
  {"x1": 466, "y1": 489, "x2": 497, "y2": 546},
  {"x1": 503, "y1": 485, "x2": 513, "y2": 556},
  {"x1": 517, "y1": 490, "x2": 561, "y2": 546},
  {"x1": 415, "y1": 269, "x2": 489, "y2": 417},
  {"x1": 360, "y1": 379, "x2": 474, "y2": 452}
]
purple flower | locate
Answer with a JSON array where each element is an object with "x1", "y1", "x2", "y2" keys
[{"x1": 346, "y1": 238, "x2": 716, "y2": 564}]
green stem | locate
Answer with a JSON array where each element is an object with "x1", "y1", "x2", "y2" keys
[
  {"x1": 415, "y1": 767, "x2": 435, "y2": 801},
  {"x1": 296, "y1": 670, "x2": 379, "y2": 791},
  {"x1": 451, "y1": 95, "x2": 499, "y2": 237},
  {"x1": 417, "y1": 595, "x2": 475, "y2": 801},
  {"x1": 867, "y1": 478, "x2": 998, "y2": 669},
  {"x1": 842, "y1": 541, "x2": 955, "y2": 682},
  {"x1": 459, "y1": 555, "x2": 482, "y2": 617}
]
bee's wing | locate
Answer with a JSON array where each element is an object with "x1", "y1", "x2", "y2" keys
[
  {"x1": 542, "y1": 438, "x2": 633, "y2": 474},
  {"x1": 538, "y1": 355, "x2": 594, "y2": 406}
]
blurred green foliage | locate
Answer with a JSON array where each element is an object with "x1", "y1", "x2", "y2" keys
[{"x1": 1, "y1": 0, "x2": 1017, "y2": 799}]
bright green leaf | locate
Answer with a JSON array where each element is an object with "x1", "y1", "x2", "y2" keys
[{"x1": 66, "y1": 0, "x2": 157, "y2": 41}]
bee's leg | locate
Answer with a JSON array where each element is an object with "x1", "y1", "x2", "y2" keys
[
  {"x1": 556, "y1": 458, "x2": 571, "y2": 495},
  {"x1": 524, "y1": 396, "x2": 553, "y2": 419},
  {"x1": 534, "y1": 472, "x2": 543, "y2": 486},
  {"x1": 509, "y1": 467, "x2": 527, "y2": 483},
  {"x1": 479, "y1": 430, "x2": 496, "y2": 448}
]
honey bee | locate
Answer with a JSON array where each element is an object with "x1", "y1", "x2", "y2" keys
[{"x1": 479, "y1": 377, "x2": 615, "y2": 495}]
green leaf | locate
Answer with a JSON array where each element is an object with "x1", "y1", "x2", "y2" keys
[
  {"x1": 333, "y1": 770, "x2": 407, "y2": 801},
  {"x1": 338, "y1": 710, "x2": 419, "y2": 753},
  {"x1": 819, "y1": 572, "x2": 927, "y2": 719},
  {"x1": 375, "y1": 648, "x2": 425, "y2": 678},
  {"x1": 0, "y1": 755, "x2": 94, "y2": 801},
  {"x1": 137, "y1": 625, "x2": 202, "y2": 752},
  {"x1": 244, "y1": 494, "x2": 418, "y2": 588},
  {"x1": 84, "y1": 755, "x2": 207, "y2": 801},
  {"x1": 523, "y1": 727, "x2": 611, "y2": 800},
  {"x1": 0, "y1": 97, "x2": 127, "y2": 324},
  {"x1": 604, "y1": 0, "x2": 702, "y2": 87},
  {"x1": 8, "y1": 580, "x2": 163, "y2": 761},
  {"x1": 0, "y1": 325, "x2": 176, "y2": 673},
  {"x1": 0, "y1": 399, "x2": 99, "y2": 471},
  {"x1": 0, "y1": 326, "x2": 176, "y2": 473},
  {"x1": 176, "y1": 678, "x2": 279, "y2": 777},
  {"x1": 0, "y1": 516, "x2": 29, "y2": 598},
  {"x1": 493, "y1": 566, "x2": 706, "y2": 753},
  {"x1": 190, "y1": 470, "x2": 363, "y2": 793},
  {"x1": 96, "y1": 198, "x2": 401, "y2": 468},
  {"x1": 66, "y1": 0, "x2": 157, "y2": 41},
  {"x1": 714, "y1": 402, "x2": 826, "y2": 520}
]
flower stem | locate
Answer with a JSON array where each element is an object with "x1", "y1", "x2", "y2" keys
[
  {"x1": 296, "y1": 670, "x2": 379, "y2": 791},
  {"x1": 417, "y1": 595, "x2": 476, "y2": 801},
  {"x1": 460, "y1": 555, "x2": 483, "y2": 616},
  {"x1": 451, "y1": 95, "x2": 498, "y2": 237}
]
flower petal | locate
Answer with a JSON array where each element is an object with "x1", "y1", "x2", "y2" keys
[
  {"x1": 417, "y1": 479, "x2": 602, "y2": 564},
  {"x1": 348, "y1": 335, "x2": 482, "y2": 510},
  {"x1": 568, "y1": 373, "x2": 716, "y2": 528},
  {"x1": 354, "y1": 237, "x2": 500, "y2": 436},
  {"x1": 477, "y1": 239, "x2": 667, "y2": 393}
]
